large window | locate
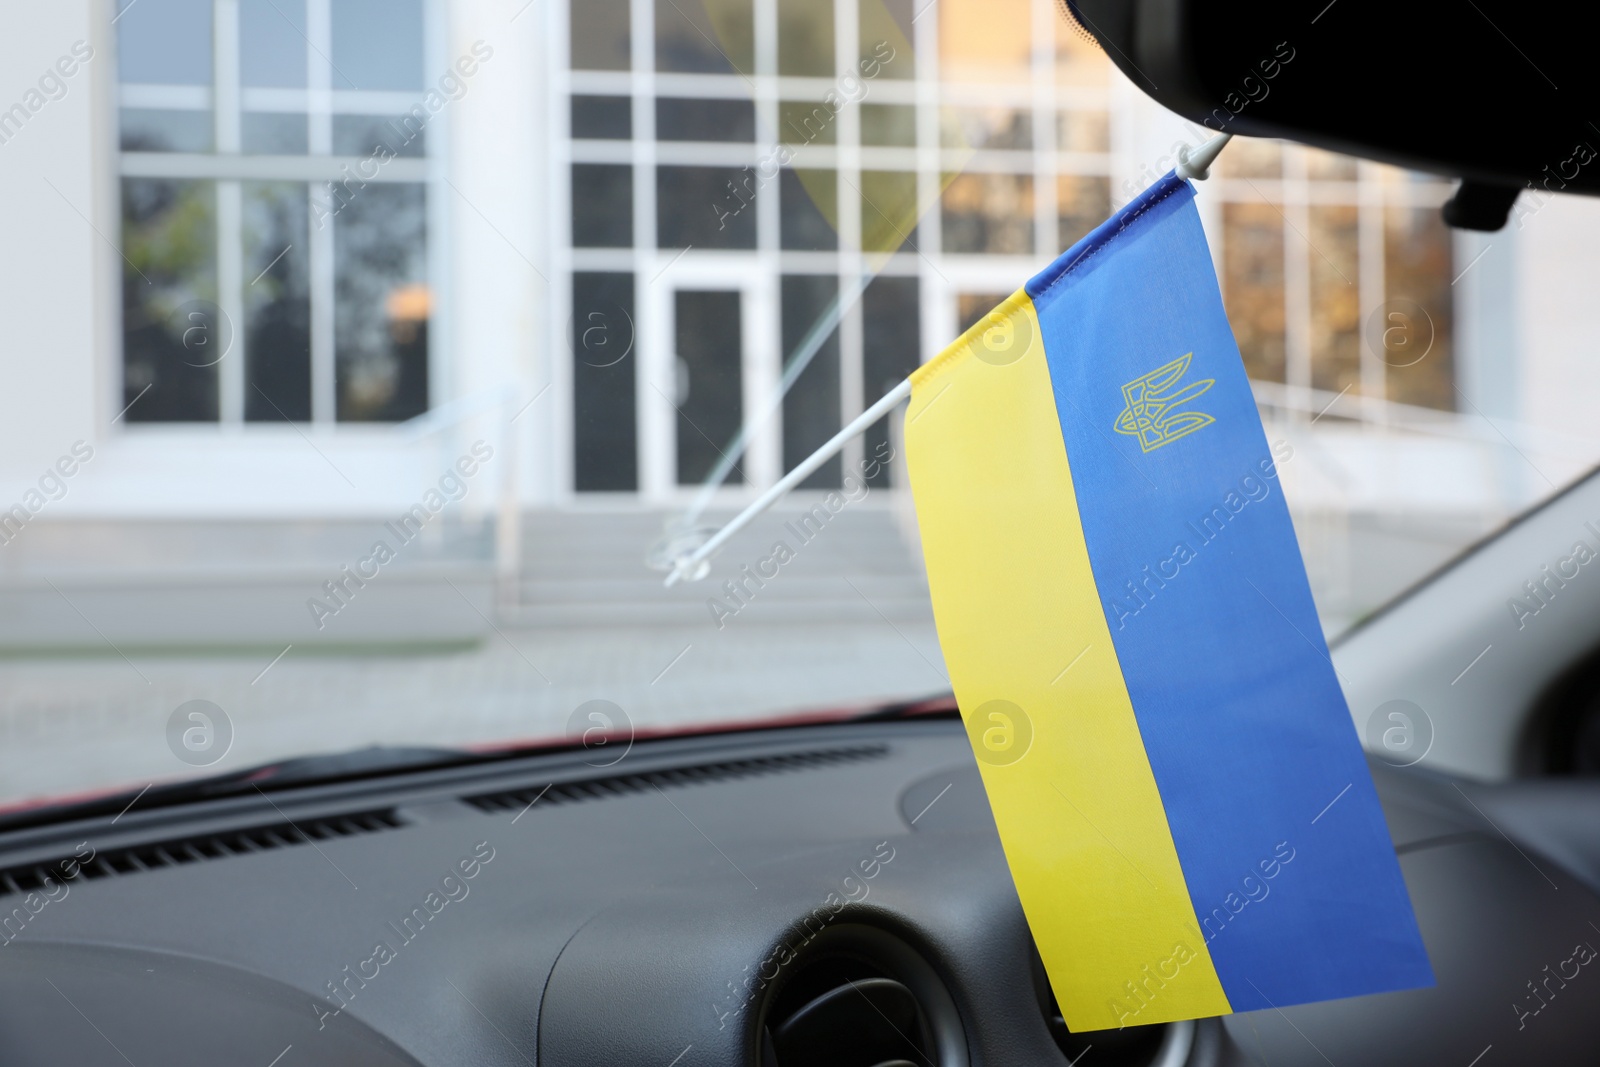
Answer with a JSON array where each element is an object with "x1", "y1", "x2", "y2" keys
[
  {"x1": 1213, "y1": 139, "x2": 1457, "y2": 414},
  {"x1": 562, "y1": 0, "x2": 1115, "y2": 496},
  {"x1": 560, "y1": 0, "x2": 1457, "y2": 499},
  {"x1": 117, "y1": 0, "x2": 432, "y2": 425}
]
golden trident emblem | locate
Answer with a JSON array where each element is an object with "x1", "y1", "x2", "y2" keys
[{"x1": 1113, "y1": 353, "x2": 1215, "y2": 453}]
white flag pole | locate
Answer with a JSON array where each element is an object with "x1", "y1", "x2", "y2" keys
[
  {"x1": 1176, "y1": 132, "x2": 1232, "y2": 180},
  {"x1": 663, "y1": 133, "x2": 1231, "y2": 587},
  {"x1": 664, "y1": 378, "x2": 912, "y2": 586}
]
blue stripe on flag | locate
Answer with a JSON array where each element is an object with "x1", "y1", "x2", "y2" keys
[{"x1": 1028, "y1": 174, "x2": 1433, "y2": 1011}]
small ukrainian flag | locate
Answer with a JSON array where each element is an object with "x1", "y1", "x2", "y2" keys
[{"x1": 904, "y1": 172, "x2": 1432, "y2": 1032}]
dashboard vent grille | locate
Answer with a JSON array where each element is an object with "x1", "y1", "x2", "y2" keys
[
  {"x1": 1035, "y1": 945, "x2": 1191, "y2": 1065},
  {"x1": 763, "y1": 969, "x2": 936, "y2": 1067},
  {"x1": 0, "y1": 809, "x2": 403, "y2": 900},
  {"x1": 462, "y1": 744, "x2": 890, "y2": 815},
  {"x1": 760, "y1": 926, "x2": 964, "y2": 1067}
]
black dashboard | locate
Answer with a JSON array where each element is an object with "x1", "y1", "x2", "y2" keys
[{"x1": 3, "y1": 717, "x2": 1599, "y2": 1066}]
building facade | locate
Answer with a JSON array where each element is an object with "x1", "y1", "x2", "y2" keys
[{"x1": 4, "y1": 0, "x2": 1600, "y2": 632}]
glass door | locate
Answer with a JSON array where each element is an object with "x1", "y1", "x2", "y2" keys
[
  {"x1": 638, "y1": 261, "x2": 778, "y2": 504},
  {"x1": 674, "y1": 289, "x2": 745, "y2": 486}
]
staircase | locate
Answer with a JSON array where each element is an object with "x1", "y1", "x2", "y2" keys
[
  {"x1": 0, "y1": 518, "x2": 497, "y2": 649},
  {"x1": 509, "y1": 503, "x2": 933, "y2": 628}
]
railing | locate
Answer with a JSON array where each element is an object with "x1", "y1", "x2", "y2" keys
[
  {"x1": 1250, "y1": 379, "x2": 1600, "y2": 459},
  {"x1": 397, "y1": 384, "x2": 522, "y2": 613},
  {"x1": 1249, "y1": 379, "x2": 1600, "y2": 632}
]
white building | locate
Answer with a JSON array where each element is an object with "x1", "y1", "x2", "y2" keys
[{"x1": 3, "y1": 0, "x2": 1600, "y2": 646}]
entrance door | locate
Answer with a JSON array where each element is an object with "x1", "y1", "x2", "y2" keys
[
  {"x1": 638, "y1": 262, "x2": 777, "y2": 504},
  {"x1": 673, "y1": 290, "x2": 744, "y2": 486}
]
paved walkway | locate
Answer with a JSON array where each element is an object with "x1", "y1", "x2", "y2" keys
[
  {"x1": 0, "y1": 617, "x2": 949, "y2": 808},
  {"x1": 1, "y1": 501, "x2": 949, "y2": 807}
]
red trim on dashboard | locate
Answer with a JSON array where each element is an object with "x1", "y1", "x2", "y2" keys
[{"x1": 0, "y1": 694, "x2": 960, "y2": 817}]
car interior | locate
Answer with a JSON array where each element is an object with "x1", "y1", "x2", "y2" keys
[{"x1": 5, "y1": 1, "x2": 1600, "y2": 1065}]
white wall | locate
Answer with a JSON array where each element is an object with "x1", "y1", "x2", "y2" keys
[
  {"x1": 1516, "y1": 193, "x2": 1600, "y2": 443},
  {"x1": 447, "y1": 0, "x2": 556, "y2": 507},
  {"x1": 6, "y1": 3, "x2": 1600, "y2": 524},
  {"x1": 0, "y1": 0, "x2": 561, "y2": 523},
  {"x1": 0, "y1": 1, "x2": 103, "y2": 504}
]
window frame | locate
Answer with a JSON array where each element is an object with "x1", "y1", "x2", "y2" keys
[
  {"x1": 1206, "y1": 143, "x2": 1458, "y2": 418},
  {"x1": 551, "y1": 0, "x2": 1461, "y2": 504},
  {"x1": 553, "y1": 0, "x2": 1117, "y2": 503},
  {"x1": 111, "y1": 0, "x2": 449, "y2": 429}
]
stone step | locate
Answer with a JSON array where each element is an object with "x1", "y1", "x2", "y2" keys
[
  {"x1": 518, "y1": 552, "x2": 920, "y2": 581},
  {"x1": 516, "y1": 575, "x2": 930, "y2": 604},
  {"x1": 504, "y1": 595, "x2": 935, "y2": 628},
  {"x1": 514, "y1": 507, "x2": 927, "y2": 623}
]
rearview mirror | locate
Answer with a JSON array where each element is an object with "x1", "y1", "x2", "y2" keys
[{"x1": 1065, "y1": 0, "x2": 1597, "y2": 230}]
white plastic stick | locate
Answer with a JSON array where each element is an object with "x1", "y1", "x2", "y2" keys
[
  {"x1": 664, "y1": 134, "x2": 1234, "y2": 586},
  {"x1": 1176, "y1": 132, "x2": 1232, "y2": 181},
  {"x1": 664, "y1": 377, "x2": 913, "y2": 586}
]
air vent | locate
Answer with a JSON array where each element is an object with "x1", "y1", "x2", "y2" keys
[
  {"x1": 763, "y1": 965, "x2": 933, "y2": 1067},
  {"x1": 1033, "y1": 947, "x2": 1195, "y2": 1066},
  {"x1": 1044, "y1": 995, "x2": 1191, "y2": 1065},
  {"x1": 0, "y1": 809, "x2": 403, "y2": 900},
  {"x1": 759, "y1": 924, "x2": 966, "y2": 1067},
  {"x1": 462, "y1": 745, "x2": 890, "y2": 815}
]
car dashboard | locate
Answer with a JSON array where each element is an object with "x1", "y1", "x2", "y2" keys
[{"x1": 3, "y1": 717, "x2": 1599, "y2": 1066}]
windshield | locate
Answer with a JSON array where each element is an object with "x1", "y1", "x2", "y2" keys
[{"x1": 3, "y1": 0, "x2": 1597, "y2": 810}]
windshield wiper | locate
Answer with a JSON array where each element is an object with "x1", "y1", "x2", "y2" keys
[
  {"x1": 0, "y1": 745, "x2": 474, "y2": 833},
  {"x1": 161, "y1": 744, "x2": 475, "y2": 796},
  {"x1": 1, "y1": 695, "x2": 960, "y2": 834},
  {"x1": 846, "y1": 693, "x2": 957, "y2": 722}
]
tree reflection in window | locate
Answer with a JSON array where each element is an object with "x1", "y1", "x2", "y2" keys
[
  {"x1": 244, "y1": 182, "x2": 311, "y2": 422},
  {"x1": 121, "y1": 178, "x2": 219, "y2": 422},
  {"x1": 334, "y1": 184, "x2": 428, "y2": 422}
]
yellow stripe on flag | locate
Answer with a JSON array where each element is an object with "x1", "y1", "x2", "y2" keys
[{"x1": 903, "y1": 291, "x2": 1232, "y2": 1031}]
